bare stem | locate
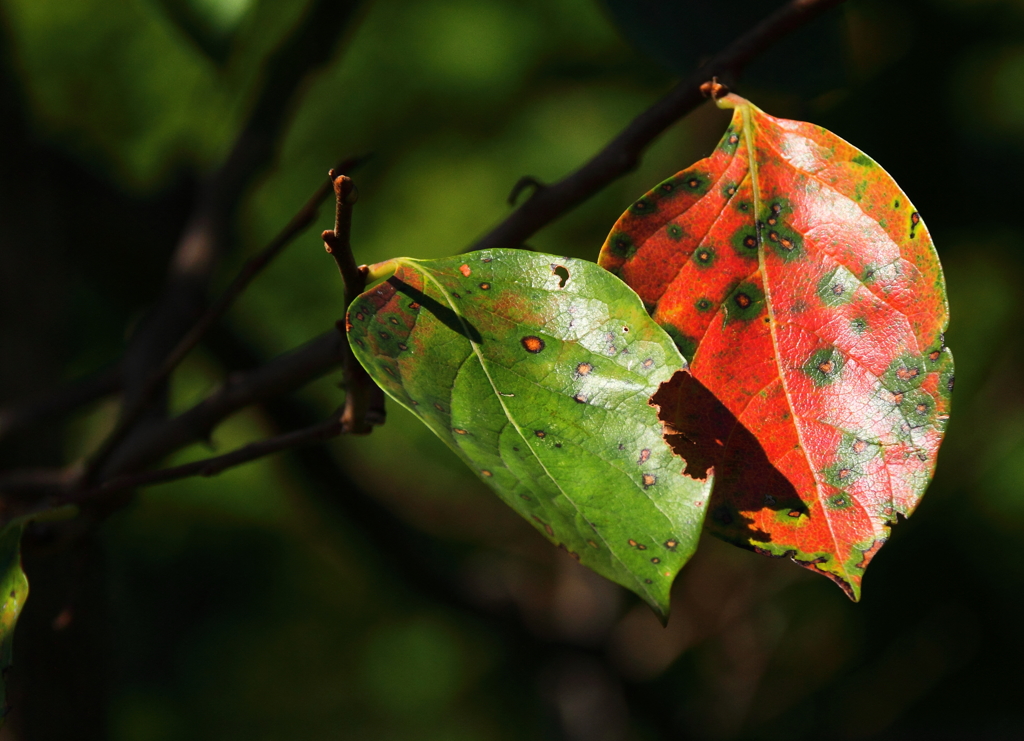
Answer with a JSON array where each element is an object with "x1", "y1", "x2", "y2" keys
[
  {"x1": 85, "y1": 158, "x2": 364, "y2": 482},
  {"x1": 62, "y1": 410, "x2": 347, "y2": 505},
  {"x1": 321, "y1": 172, "x2": 385, "y2": 435},
  {"x1": 0, "y1": 364, "x2": 121, "y2": 444}
]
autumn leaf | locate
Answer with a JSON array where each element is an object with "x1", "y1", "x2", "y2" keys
[
  {"x1": 598, "y1": 92, "x2": 953, "y2": 599},
  {"x1": 346, "y1": 250, "x2": 711, "y2": 619}
]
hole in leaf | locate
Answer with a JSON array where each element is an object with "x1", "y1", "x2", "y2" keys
[{"x1": 551, "y1": 264, "x2": 570, "y2": 288}]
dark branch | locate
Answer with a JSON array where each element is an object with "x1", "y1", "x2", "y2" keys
[
  {"x1": 87, "y1": 156, "x2": 365, "y2": 479},
  {"x1": 469, "y1": 0, "x2": 846, "y2": 254},
  {"x1": 102, "y1": 330, "x2": 347, "y2": 476},
  {"x1": 100, "y1": 0, "x2": 364, "y2": 481},
  {"x1": 62, "y1": 410, "x2": 346, "y2": 505},
  {"x1": 0, "y1": 364, "x2": 121, "y2": 444}
]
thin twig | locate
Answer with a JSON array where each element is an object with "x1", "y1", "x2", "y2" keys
[
  {"x1": 95, "y1": 329, "x2": 348, "y2": 476},
  {"x1": 469, "y1": 0, "x2": 846, "y2": 254},
  {"x1": 86, "y1": 158, "x2": 364, "y2": 480},
  {"x1": 143, "y1": 157, "x2": 366, "y2": 403},
  {"x1": 0, "y1": 331, "x2": 349, "y2": 500},
  {"x1": 0, "y1": 364, "x2": 121, "y2": 444},
  {"x1": 102, "y1": 0, "x2": 364, "y2": 482},
  {"x1": 62, "y1": 410, "x2": 346, "y2": 505},
  {"x1": 322, "y1": 173, "x2": 385, "y2": 434}
]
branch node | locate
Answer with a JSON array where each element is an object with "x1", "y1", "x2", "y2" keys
[
  {"x1": 322, "y1": 175, "x2": 385, "y2": 436},
  {"x1": 700, "y1": 77, "x2": 730, "y2": 100},
  {"x1": 508, "y1": 176, "x2": 546, "y2": 206}
]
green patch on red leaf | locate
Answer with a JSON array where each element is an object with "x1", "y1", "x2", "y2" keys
[
  {"x1": 604, "y1": 93, "x2": 953, "y2": 600},
  {"x1": 347, "y1": 250, "x2": 711, "y2": 619}
]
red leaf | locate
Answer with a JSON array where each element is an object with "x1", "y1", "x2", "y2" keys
[{"x1": 599, "y1": 93, "x2": 953, "y2": 599}]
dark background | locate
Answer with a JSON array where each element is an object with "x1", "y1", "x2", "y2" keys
[{"x1": 0, "y1": 0, "x2": 1022, "y2": 739}]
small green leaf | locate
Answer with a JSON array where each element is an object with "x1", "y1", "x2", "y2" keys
[
  {"x1": 0, "y1": 520, "x2": 27, "y2": 724},
  {"x1": 347, "y1": 249, "x2": 711, "y2": 619}
]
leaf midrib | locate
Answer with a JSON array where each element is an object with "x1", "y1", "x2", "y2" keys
[{"x1": 740, "y1": 104, "x2": 853, "y2": 590}]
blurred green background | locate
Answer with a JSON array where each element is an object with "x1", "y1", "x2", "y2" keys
[{"x1": 1, "y1": 0, "x2": 1023, "y2": 738}]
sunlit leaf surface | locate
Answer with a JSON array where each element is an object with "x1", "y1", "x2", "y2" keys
[
  {"x1": 347, "y1": 250, "x2": 710, "y2": 617},
  {"x1": 600, "y1": 93, "x2": 952, "y2": 599},
  {"x1": 0, "y1": 521, "x2": 27, "y2": 724}
]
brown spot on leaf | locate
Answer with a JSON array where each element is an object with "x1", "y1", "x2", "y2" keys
[
  {"x1": 535, "y1": 430, "x2": 546, "y2": 438},
  {"x1": 574, "y1": 393, "x2": 588, "y2": 403},
  {"x1": 638, "y1": 449, "x2": 651, "y2": 464},
  {"x1": 459, "y1": 264, "x2": 471, "y2": 277},
  {"x1": 409, "y1": 302, "x2": 421, "y2": 310},
  {"x1": 853, "y1": 439, "x2": 868, "y2": 454},
  {"x1": 479, "y1": 282, "x2": 491, "y2": 290},
  {"x1": 734, "y1": 292, "x2": 752, "y2": 309},
  {"x1": 642, "y1": 473, "x2": 656, "y2": 488},
  {"x1": 454, "y1": 428, "x2": 468, "y2": 435},
  {"x1": 532, "y1": 516, "x2": 554, "y2": 536},
  {"x1": 521, "y1": 336, "x2": 545, "y2": 353},
  {"x1": 576, "y1": 362, "x2": 593, "y2": 377},
  {"x1": 651, "y1": 557, "x2": 660, "y2": 564},
  {"x1": 481, "y1": 470, "x2": 492, "y2": 477},
  {"x1": 665, "y1": 540, "x2": 678, "y2": 550},
  {"x1": 818, "y1": 360, "x2": 834, "y2": 374},
  {"x1": 897, "y1": 366, "x2": 920, "y2": 381}
]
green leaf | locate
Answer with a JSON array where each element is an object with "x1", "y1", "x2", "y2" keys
[
  {"x1": 347, "y1": 249, "x2": 711, "y2": 619},
  {"x1": 0, "y1": 520, "x2": 28, "y2": 724}
]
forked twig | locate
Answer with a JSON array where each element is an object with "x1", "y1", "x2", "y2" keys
[
  {"x1": 86, "y1": 158, "x2": 364, "y2": 481},
  {"x1": 322, "y1": 172, "x2": 386, "y2": 434}
]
